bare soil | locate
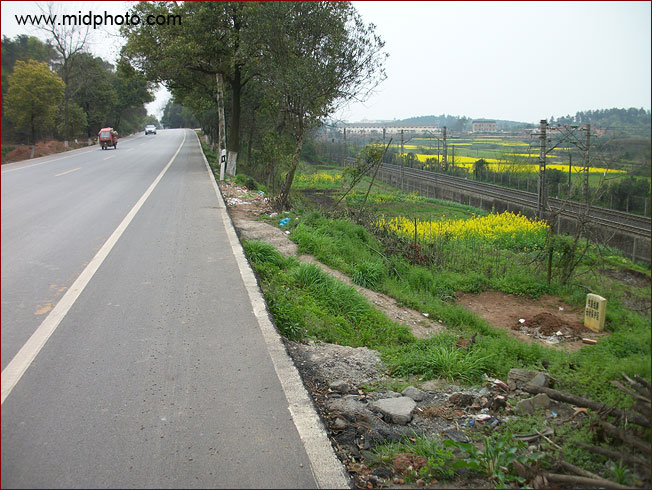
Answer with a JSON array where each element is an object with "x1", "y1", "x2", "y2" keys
[
  {"x1": 456, "y1": 291, "x2": 606, "y2": 350},
  {"x1": 2, "y1": 139, "x2": 94, "y2": 164}
]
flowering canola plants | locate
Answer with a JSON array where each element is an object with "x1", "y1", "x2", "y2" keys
[
  {"x1": 295, "y1": 173, "x2": 342, "y2": 185},
  {"x1": 410, "y1": 154, "x2": 626, "y2": 175},
  {"x1": 378, "y1": 211, "x2": 548, "y2": 249}
]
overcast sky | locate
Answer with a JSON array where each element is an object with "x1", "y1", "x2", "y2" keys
[{"x1": 2, "y1": 1, "x2": 650, "y2": 123}]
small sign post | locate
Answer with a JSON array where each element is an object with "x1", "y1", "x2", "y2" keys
[
  {"x1": 584, "y1": 294, "x2": 606, "y2": 332},
  {"x1": 219, "y1": 149, "x2": 227, "y2": 181}
]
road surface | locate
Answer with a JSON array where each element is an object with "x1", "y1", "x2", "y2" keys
[{"x1": 1, "y1": 129, "x2": 347, "y2": 488}]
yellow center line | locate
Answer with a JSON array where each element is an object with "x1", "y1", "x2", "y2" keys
[
  {"x1": 54, "y1": 167, "x2": 81, "y2": 177},
  {"x1": 103, "y1": 155, "x2": 115, "y2": 160}
]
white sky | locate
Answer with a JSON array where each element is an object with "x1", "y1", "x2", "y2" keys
[{"x1": 2, "y1": 1, "x2": 650, "y2": 124}]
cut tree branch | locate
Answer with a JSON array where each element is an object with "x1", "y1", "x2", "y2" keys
[{"x1": 524, "y1": 383, "x2": 650, "y2": 428}]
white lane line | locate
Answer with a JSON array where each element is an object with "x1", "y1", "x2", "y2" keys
[
  {"x1": 55, "y1": 167, "x2": 81, "y2": 177},
  {"x1": 0, "y1": 131, "x2": 188, "y2": 405},
  {"x1": 196, "y1": 133, "x2": 350, "y2": 489},
  {"x1": 1, "y1": 150, "x2": 95, "y2": 174},
  {"x1": 103, "y1": 155, "x2": 115, "y2": 160}
]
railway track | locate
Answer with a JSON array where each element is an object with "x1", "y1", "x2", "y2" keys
[{"x1": 379, "y1": 163, "x2": 651, "y2": 238}]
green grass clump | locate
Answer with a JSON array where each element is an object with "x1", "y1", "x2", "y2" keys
[
  {"x1": 352, "y1": 261, "x2": 386, "y2": 289},
  {"x1": 242, "y1": 240, "x2": 413, "y2": 348},
  {"x1": 382, "y1": 335, "x2": 489, "y2": 383},
  {"x1": 369, "y1": 434, "x2": 456, "y2": 481}
]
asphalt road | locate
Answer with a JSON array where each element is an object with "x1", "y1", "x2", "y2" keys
[{"x1": 1, "y1": 130, "x2": 343, "y2": 488}]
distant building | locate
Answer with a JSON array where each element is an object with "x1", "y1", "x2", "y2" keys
[{"x1": 472, "y1": 120, "x2": 497, "y2": 133}]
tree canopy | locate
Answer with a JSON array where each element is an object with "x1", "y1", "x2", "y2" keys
[
  {"x1": 121, "y1": 1, "x2": 387, "y2": 208},
  {"x1": 5, "y1": 60, "x2": 65, "y2": 144},
  {"x1": 2, "y1": 33, "x2": 156, "y2": 145}
]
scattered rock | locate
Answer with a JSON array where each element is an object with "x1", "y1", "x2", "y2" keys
[
  {"x1": 285, "y1": 341, "x2": 386, "y2": 387},
  {"x1": 333, "y1": 417, "x2": 348, "y2": 430},
  {"x1": 517, "y1": 393, "x2": 551, "y2": 415},
  {"x1": 330, "y1": 380, "x2": 351, "y2": 393},
  {"x1": 508, "y1": 368, "x2": 545, "y2": 390},
  {"x1": 326, "y1": 396, "x2": 369, "y2": 416},
  {"x1": 531, "y1": 372, "x2": 551, "y2": 388},
  {"x1": 371, "y1": 467, "x2": 393, "y2": 479},
  {"x1": 401, "y1": 386, "x2": 426, "y2": 401},
  {"x1": 420, "y1": 379, "x2": 444, "y2": 391},
  {"x1": 448, "y1": 392, "x2": 475, "y2": 407},
  {"x1": 441, "y1": 428, "x2": 470, "y2": 443},
  {"x1": 370, "y1": 397, "x2": 417, "y2": 425}
]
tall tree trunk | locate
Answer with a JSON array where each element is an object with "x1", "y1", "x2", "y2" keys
[
  {"x1": 247, "y1": 111, "x2": 255, "y2": 164},
  {"x1": 216, "y1": 72, "x2": 227, "y2": 180},
  {"x1": 277, "y1": 133, "x2": 304, "y2": 210},
  {"x1": 63, "y1": 60, "x2": 70, "y2": 148},
  {"x1": 226, "y1": 67, "x2": 241, "y2": 176},
  {"x1": 30, "y1": 115, "x2": 36, "y2": 159}
]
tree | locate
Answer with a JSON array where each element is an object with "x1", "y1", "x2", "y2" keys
[
  {"x1": 36, "y1": 2, "x2": 90, "y2": 146},
  {"x1": 56, "y1": 102, "x2": 87, "y2": 140},
  {"x1": 261, "y1": 1, "x2": 386, "y2": 209},
  {"x1": 2, "y1": 34, "x2": 60, "y2": 140},
  {"x1": 161, "y1": 101, "x2": 198, "y2": 129},
  {"x1": 122, "y1": 1, "x2": 268, "y2": 172},
  {"x1": 110, "y1": 60, "x2": 154, "y2": 133},
  {"x1": 5, "y1": 60, "x2": 64, "y2": 152},
  {"x1": 68, "y1": 52, "x2": 118, "y2": 140},
  {"x1": 1, "y1": 34, "x2": 59, "y2": 98}
]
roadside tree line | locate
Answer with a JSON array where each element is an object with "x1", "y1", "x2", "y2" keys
[
  {"x1": 1, "y1": 34, "x2": 156, "y2": 155},
  {"x1": 121, "y1": 1, "x2": 387, "y2": 209}
]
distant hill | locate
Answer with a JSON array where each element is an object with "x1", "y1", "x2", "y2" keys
[
  {"x1": 393, "y1": 114, "x2": 532, "y2": 131},
  {"x1": 552, "y1": 108, "x2": 650, "y2": 135}
]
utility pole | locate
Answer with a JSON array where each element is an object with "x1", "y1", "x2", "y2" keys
[
  {"x1": 451, "y1": 145, "x2": 455, "y2": 174},
  {"x1": 582, "y1": 124, "x2": 591, "y2": 204},
  {"x1": 568, "y1": 152, "x2": 572, "y2": 189},
  {"x1": 537, "y1": 119, "x2": 547, "y2": 219},
  {"x1": 382, "y1": 127, "x2": 386, "y2": 144},
  {"x1": 442, "y1": 126, "x2": 448, "y2": 169},
  {"x1": 400, "y1": 129, "x2": 404, "y2": 189}
]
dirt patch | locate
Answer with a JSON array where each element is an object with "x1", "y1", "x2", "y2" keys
[
  {"x1": 2, "y1": 139, "x2": 93, "y2": 164},
  {"x1": 298, "y1": 188, "x2": 338, "y2": 209},
  {"x1": 457, "y1": 291, "x2": 606, "y2": 350}
]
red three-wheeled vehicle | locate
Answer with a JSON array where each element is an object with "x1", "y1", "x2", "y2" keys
[{"x1": 98, "y1": 127, "x2": 118, "y2": 150}]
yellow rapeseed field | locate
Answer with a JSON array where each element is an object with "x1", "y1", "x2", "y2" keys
[
  {"x1": 295, "y1": 173, "x2": 342, "y2": 185},
  {"x1": 378, "y1": 211, "x2": 548, "y2": 244},
  {"x1": 410, "y1": 154, "x2": 626, "y2": 174}
]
